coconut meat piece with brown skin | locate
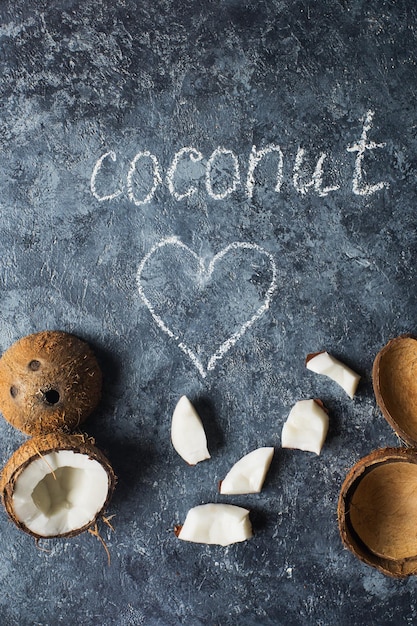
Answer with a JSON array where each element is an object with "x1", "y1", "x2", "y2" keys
[
  {"x1": 306, "y1": 351, "x2": 360, "y2": 399},
  {"x1": 176, "y1": 503, "x2": 253, "y2": 546},
  {"x1": 12, "y1": 450, "x2": 110, "y2": 537},
  {"x1": 219, "y1": 447, "x2": 274, "y2": 495},
  {"x1": 171, "y1": 395, "x2": 210, "y2": 465},
  {"x1": 281, "y1": 399, "x2": 329, "y2": 455}
]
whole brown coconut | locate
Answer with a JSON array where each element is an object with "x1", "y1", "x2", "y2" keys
[
  {"x1": 0, "y1": 331, "x2": 102, "y2": 435},
  {"x1": 0, "y1": 432, "x2": 115, "y2": 538},
  {"x1": 372, "y1": 335, "x2": 417, "y2": 446},
  {"x1": 338, "y1": 447, "x2": 417, "y2": 578}
]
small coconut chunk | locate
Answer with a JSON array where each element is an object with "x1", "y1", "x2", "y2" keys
[
  {"x1": 306, "y1": 351, "x2": 360, "y2": 398},
  {"x1": 219, "y1": 447, "x2": 274, "y2": 495},
  {"x1": 12, "y1": 450, "x2": 110, "y2": 537},
  {"x1": 281, "y1": 399, "x2": 329, "y2": 455},
  {"x1": 171, "y1": 396, "x2": 210, "y2": 465},
  {"x1": 176, "y1": 503, "x2": 253, "y2": 546}
]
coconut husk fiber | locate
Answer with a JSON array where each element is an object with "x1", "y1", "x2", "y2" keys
[{"x1": 0, "y1": 330, "x2": 102, "y2": 435}]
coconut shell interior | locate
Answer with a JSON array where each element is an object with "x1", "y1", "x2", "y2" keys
[
  {"x1": 339, "y1": 448, "x2": 417, "y2": 578},
  {"x1": 373, "y1": 335, "x2": 417, "y2": 446}
]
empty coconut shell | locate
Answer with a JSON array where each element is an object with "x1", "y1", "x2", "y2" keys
[
  {"x1": 372, "y1": 335, "x2": 417, "y2": 446},
  {"x1": 0, "y1": 331, "x2": 102, "y2": 436},
  {"x1": 0, "y1": 432, "x2": 115, "y2": 538},
  {"x1": 338, "y1": 447, "x2": 417, "y2": 577}
]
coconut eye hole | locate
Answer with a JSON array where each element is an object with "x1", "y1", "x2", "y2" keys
[
  {"x1": 42, "y1": 389, "x2": 60, "y2": 405},
  {"x1": 0, "y1": 330, "x2": 102, "y2": 436},
  {"x1": 10, "y1": 386, "x2": 18, "y2": 398}
]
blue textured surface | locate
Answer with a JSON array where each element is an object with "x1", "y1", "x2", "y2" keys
[{"x1": 0, "y1": 1, "x2": 417, "y2": 624}]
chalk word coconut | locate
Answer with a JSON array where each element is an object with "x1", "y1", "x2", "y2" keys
[{"x1": 91, "y1": 110, "x2": 389, "y2": 205}]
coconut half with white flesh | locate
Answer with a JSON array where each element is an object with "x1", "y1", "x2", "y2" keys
[{"x1": 0, "y1": 433, "x2": 115, "y2": 538}]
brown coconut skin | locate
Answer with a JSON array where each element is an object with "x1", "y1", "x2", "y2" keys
[
  {"x1": 0, "y1": 331, "x2": 102, "y2": 436},
  {"x1": 0, "y1": 432, "x2": 115, "y2": 539},
  {"x1": 372, "y1": 334, "x2": 417, "y2": 447},
  {"x1": 338, "y1": 447, "x2": 417, "y2": 578}
]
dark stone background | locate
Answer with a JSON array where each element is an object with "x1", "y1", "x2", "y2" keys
[{"x1": 0, "y1": 1, "x2": 416, "y2": 624}]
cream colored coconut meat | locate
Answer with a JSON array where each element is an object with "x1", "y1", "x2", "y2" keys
[
  {"x1": 281, "y1": 399, "x2": 329, "y2": 455},
  {"x1": 220, "y1": 447, "x2": 274, "y2": 495},
  {"x1": 12, "y1": 450, "x2": 109, "y2": 537},
  {"x1": 306, "y1": 352, "x2": 360, "y2": 398},
  {"x1": 178, "y1": 503, "x2": 253, "y2": 546}
]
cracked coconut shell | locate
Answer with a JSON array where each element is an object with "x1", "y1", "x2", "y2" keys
[
  {"x1": 0, "y1": 432, "x2": 115, "y2": 538},
  {"x1": 338, "y1": 447, "x2": 417, "y2": 578},
  {"x1": 0, "y1": 331, "x2": 102, "y2": 435},
  {"x1": 372, "y1": 334, "x2": 417, "y2": 446}
]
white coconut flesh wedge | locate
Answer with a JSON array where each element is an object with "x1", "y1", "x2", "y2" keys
[
  {"x1": 176, "y1": 503, "x2": 253, "y2": 546},
  {"x1": 219, "y1": 447, "x2": 274, "y2": 495},
  {"x1": 171, "y1": 396, "x2": 210, "y2": 465},
  {"x1": 281, "y1": 399, "x2": 329, "y2": 455},
  {"x1": 0, "y1": 434, "x2": 115, "y2": 538},
  {"x1": 306, "y1": 351, "x2": 360, "y2": 399}
]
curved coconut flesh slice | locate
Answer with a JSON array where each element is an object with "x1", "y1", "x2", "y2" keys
[
  {"x1": 171, "y1": 396, "x2": 210, "y2": 465},
  {"x1": 175, "y1": 503, "x2": 253, "y2": 546},
  {"x1": 281, "y1": 399, "x2": 329, "y2": 455},
  {"x1": 338, "y1": 448, "x2": 417, "y2": 578},
  {"x1": 0, "y1": 433, "x2": 115, "y2": 538},
  {"x1": 306, "y1": 351, "x2": 360, "y2": 399},
  {"x1": 372, "y1": 335, "x2": 417, "y2": 446},
  {"x1": 219, "y1": 447, "x2": 274, "y2": 495}
]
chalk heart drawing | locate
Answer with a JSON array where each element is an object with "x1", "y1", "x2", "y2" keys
[{"x1": 137, "y1": 236, "x2": 278, "y2": 378}]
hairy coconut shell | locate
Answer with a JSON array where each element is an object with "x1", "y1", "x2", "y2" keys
[
  {"x1": 0, "y1": 331, "x2": 102, "y2": 435},
  {"x1": 338, "y1": 447, "x2": 417, "y2": 578},
  {"x1": 372, "y1": 334, "x2": 417, "y2": 446},
  {"x1": 0, "y1": 432, "x2": 115, "y2": 539}
]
